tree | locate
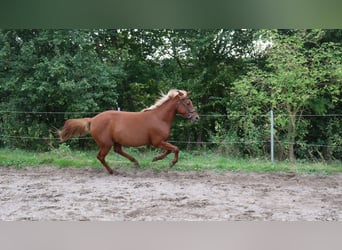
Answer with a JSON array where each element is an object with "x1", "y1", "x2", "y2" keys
[
  {"x1": 156, "y1": 29, "x2": 258, "y2": 146},
  {"x1": 1, "y1": 29, "x2": 340, "y2": 161},
  {"x1": 110, "y1": 29, "x2": 258, "y2": 147},
  {"x1": 0, "y1": 29, "x2": 124, "y2": 149},
  {"x1": 231, "y1": 30, "x2": 342, "y2": 160}
]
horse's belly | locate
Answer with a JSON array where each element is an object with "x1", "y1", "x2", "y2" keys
[{"x1": 113, "y1": 126, "x2": 150, "y2": 147}]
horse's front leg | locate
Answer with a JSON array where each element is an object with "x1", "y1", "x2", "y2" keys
[{"x1": 154, "y1": 141, "x2": 179, "y2": 167}]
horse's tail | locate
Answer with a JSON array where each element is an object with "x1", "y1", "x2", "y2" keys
[{"x1": 58, "y1": 118, "x2": 92, "y2": 142}]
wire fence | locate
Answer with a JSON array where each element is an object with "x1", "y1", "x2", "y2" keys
[
  {"x1": 1, "y1": 110, "x2": 342, "y2": 156},
  {"x1": 0, "y1": 135, "x2": 339, "y2": 149},
  {"x1": 0, "y1": 110, "x2": 340, "y2": 117},
  {"x1": 1, "y1": 110, "x2": 342, "y2": 117}
]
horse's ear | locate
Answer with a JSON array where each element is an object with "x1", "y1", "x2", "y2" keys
[
  {"x1": 177, "y1": 90, "x2": 185, "y2": 97},
  {"x1": 187, "y1": 91, "x2": 192, "y2": 96}
]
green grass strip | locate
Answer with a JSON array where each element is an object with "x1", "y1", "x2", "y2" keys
[{"x1": 0, "y1": 146, "x2": 341, "y2": 174}]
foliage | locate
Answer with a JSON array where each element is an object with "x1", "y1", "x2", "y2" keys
[
  {"x1": 0, "y1": 29, "x2": 341, "y2": 162},
  {"x1": 0, "y1": 30, "x2": 124, "y2": 149},
  {"x1": 230, "y1": 30, "x2": 342, "y2": 161}
]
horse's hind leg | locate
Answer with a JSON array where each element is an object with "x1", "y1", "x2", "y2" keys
[
  {"x1": 155, "y1": 141, "x2": 179, "y2": 167},
  {"x1": 97, "y1": 145, "x2": 116, "y2": 175},
  {"x1": 114, "y1": 144, "x2": 140, "y2": 168},
  {"x1": 152, "y1": 150, "x2": 172, "y2": 162}
]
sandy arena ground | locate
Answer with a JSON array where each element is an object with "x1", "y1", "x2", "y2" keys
[{"x1": 0, "y1": 166, "x2": 341, "y2": 221}]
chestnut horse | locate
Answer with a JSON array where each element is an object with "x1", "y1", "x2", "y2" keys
[{"x1": 58, "y1": 89, "x2": 199, "y2": 174}]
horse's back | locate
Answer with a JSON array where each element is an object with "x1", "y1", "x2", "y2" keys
[
  {"x1": 90, "y1": 110, "x2": 153, "y2": 146},
  {"x1": 91, "y1": 110, "x2": 137, "y2": 132},
  {"x1": 92, "y1": 110, "x2": 146, "y2": 127}
]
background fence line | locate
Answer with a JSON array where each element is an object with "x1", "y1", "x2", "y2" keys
[
  {"x1": 1, "y1": 110, "x2": 342, "y2": 117},
  {"x1": 0, "y1": 134, "x2": 340, "y2": 149},
  {"x1": 1, "y1": 107, "x2": 342, "y2": 166},
  {"x1": 1, "y1": 110, "x2": 341, "y2": 152}
]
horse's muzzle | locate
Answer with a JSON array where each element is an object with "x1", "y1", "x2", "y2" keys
[
  {"x1": 188, "y1": 112, "x2": 200, "y2": 122},
  {"x1": 191, "y1": 115, "x2": 200, "y2": 122}
]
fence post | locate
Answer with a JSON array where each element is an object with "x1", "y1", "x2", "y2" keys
[{"x1": 270, "y1": 110, "x2": 274, "y2": 166}]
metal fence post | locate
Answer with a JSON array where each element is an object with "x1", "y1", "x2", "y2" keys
[{"x1": 270, "y1": 110, "x2": 274, "y2": 166}]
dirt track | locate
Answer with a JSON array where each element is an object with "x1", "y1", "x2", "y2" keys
[{"x1": 0, "y1": 166, "x2": 341, "y2": 221}]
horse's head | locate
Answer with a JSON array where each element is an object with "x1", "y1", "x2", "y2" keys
[{"x1": 176, "y1": 91, "x2": 200, "y2": 122}]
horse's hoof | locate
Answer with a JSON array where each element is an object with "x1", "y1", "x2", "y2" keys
[
  {"x1": 169, "y1": 161, "x2": 176, "y2": 168},
  {"x1": 109, "y1": 169, "x2": 119, "y2": 175}
]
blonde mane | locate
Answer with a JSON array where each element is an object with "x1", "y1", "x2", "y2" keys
[{"x1": 142, "y1": 89, "x2": 187, "y2": 112}]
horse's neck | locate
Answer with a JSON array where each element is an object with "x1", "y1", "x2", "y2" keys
[{"x1": 151, "y1": 99, "x2": 178, "y2": 124}]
